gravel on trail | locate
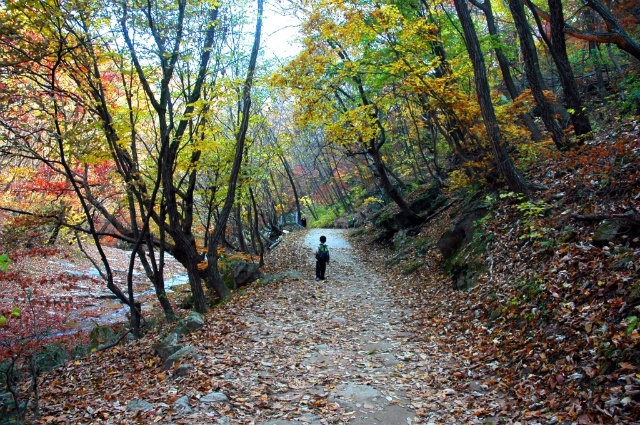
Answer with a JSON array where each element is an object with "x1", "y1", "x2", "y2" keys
[
  {"x1": 36, "y1": 229, "x2": 507, "y2": 424},
  {"x1": 177, "y1": 229, "x2": 505, "y2": 424}
]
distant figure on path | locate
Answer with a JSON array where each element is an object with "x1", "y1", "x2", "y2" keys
[
  {"x1": 315, "y1": 235, "x2": 330, "y2": 281},
  {"x1": 301, "y1": 217, "x2": 307, "y2": 227}
]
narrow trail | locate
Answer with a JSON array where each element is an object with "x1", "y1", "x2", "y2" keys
[
  {"x1": 38, "y1": 228, "x2": 504, "y2": 424},
  {"x1": 204, "y1": 229, "x2": 501, "y2": 425}
]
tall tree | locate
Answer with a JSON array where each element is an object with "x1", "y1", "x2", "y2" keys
[
  {"x1": 524, "y1": 0, "x2": 592, "y2": 138},
  {"x1": 205, "y1": 0, "x2": 263, "y2": 296},
  {"x1": 453, "y1": 0, "x2": 531, "y2": 195},
  {"x1": 507, "y1": 0, "x2": 569, "y2": 150}
]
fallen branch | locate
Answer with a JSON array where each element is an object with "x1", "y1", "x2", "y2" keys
[
  {"x1": 571, "y1": 213, "x2": 640, "y2": 226},
  {"x1": 416, "y1": 199, "x2": 461, "y2": 231},
  {"x1": 95, "y1": 329, "x2": 133, "y2": 352},
  {"x1": 268, "y1": 238, "x2": 282, "y2": 250}
]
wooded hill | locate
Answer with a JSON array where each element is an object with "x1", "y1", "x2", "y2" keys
[{"x1": 1, "y1": 0, "x2": 639, "y2": 423}]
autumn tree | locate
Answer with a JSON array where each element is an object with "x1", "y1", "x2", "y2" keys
[
  {"x1": 453, "y1": 0, "x2": 531, "y2": 195},
  {"x1": 0, "y1": 0, "x2": 264, "y2": 319}
]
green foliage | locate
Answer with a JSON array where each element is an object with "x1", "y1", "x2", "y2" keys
[
  {"x1": 500, "y1": 192, "x2": 552, "y2": 240},
  {"x1": 310, "y1": 204, "x2": 345, "y2": 228},
  {"x1": 348, "y1": 186, "x2": 367, "y2": 206},
  {"x1": 0, "y1": 308, "x2": 20, "y2": 327},
  {"x1": 625, "y1": 316, "x2": 638, "y2": 335},
  {"x1": 0, "y1": 254, "x2": 10, "y2": 272},
  {"x1": 617, "y1": 74, "x2": 640, "y2": 114},
  {"x1": 401, "y1": 260, "x2": 424, "y2": 275}
]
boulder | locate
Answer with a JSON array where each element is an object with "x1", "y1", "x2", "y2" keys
[
  {"x1": 174, "y1": 363, "x2": 193, "y2": 378},
  {"x1": 200, "y1": 392, "x2": 230, "y2": 404},
  {"x1": 592, "y1": 220, "x2": 625, "y2": 247},
  {"x1": 127, "y1": 400, "x2": 154, "y2": 412},
  {"x1": 410, "y1": 186, "x2": 445, "y2": 214},
  {"x1": 163, "y1": 346, "x2": 195, "y2": 371},
  {"x1": 437, "y1": 206, "x2": 490, "y2": 291},
  {"x1": 233, "y1": 261, "x2": 263, "y2": 288},
  {"x1": 437, "y1": 207, "x2": 488, "y2": 261},
  {"x1": 178, "y1": 295, "x2": 193, "y2": 310},
  {"x1": 154, "y1": 333, "x2": 182, "y2": 362},
  {"x1": 172, "y1": 395, "x2": 193, "y2": 413},
  {"x1": 182, "y1": 311, "x2": 205, "y2": 332}
]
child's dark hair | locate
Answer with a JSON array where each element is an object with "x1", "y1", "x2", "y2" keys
[{"x1": 320, "y1": 235, "x2": 326, "y2": 243}]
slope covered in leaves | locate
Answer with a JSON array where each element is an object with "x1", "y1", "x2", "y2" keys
[
  {"x1": 354, "y1": 118, "x2": 640, "y2": 424},
  {"x1": 9, "y1": 119, "x2": 639, "y2": 424}
]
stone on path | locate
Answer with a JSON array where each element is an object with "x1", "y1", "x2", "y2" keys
[
  {"x1": 127, "y1": 400, "x2": 154, "y2": 412},
  {"x1": 172, "y1": 395, "x2": 193, "y2": 413},
  {"x1": 200, "y1": 392, "x2": 229, "y2": 404},
  {"x1": 330, "y1": 383, "x2": 382, "y2": 401},
  {"x1": 163, "y1": 346, "x2": 195, "y2": 371}
]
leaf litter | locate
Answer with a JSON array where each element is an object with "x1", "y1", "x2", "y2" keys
[{"x1": 26, "y1": 121, "x2": 640, "y2": 424}]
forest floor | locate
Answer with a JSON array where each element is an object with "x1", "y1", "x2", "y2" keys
[
  {"x1": 22, "y1": 228, "x2": 519, "y2": 425},
  {"x1": 6, "y1": 119, "x2": 640, "y2": 424}
]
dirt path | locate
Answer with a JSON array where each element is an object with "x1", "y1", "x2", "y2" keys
[
  {"x1": 37, "y1": 229, "x2": 504, "y2": 424},
  {"x1": 198, "y1": 229, "x2": 501, "y2": 424},
  {"x1": 243, "y1": 228, "x2": 418, "y2": 424}
]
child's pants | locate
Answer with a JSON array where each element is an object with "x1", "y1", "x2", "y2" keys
[{"x1": 316, "y1": 260, "x2": 327, "y2": 280}]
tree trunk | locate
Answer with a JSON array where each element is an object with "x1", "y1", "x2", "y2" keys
[
  {"x1": 537, "y1": 0, "x2": 592, "y2": 138},
  {"x1": 250, "y1": 188, "x2": 265, "y2": 267},
  {"x1": 279, "y1": 154, "x2": 302, "y2": 222},
  {"x1": 507, "y1": 0, "x2": 569, "y2": 150},
  {"x1": 454, "y1": 0, "x2": 531, "y2": 196},
  {"x1": 206, "y1": 0, "x2": 262, "y2": 298},
  {"x1": 235, "y1": 204, "x2": 249, "y2": 253},
  {"x1": 470, "y1": 0, "x2": 543, "y2": 142},
  {"x1": 550, "y1": 0, "x2": 591, "y2": 136}
]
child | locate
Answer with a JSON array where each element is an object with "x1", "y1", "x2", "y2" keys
[{"x1": 315, "y1": 235, "x2": 330, "y2": 280}]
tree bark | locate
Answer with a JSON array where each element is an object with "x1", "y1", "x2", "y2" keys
[
  {"x1": 469, "y1": 0, "x2": 543, "y2": 142},
  {"x1": 454, "y1": 0, "x2": 531, "y2": 196},
  {"x1": 507, "y1": 0, "x2": 569, "y2": 151},
  {"x1": 529, "y1": 0, "x2": 592, "y2": 138},
  {"x1": 206, "y1": 0, "x2": 263, "y2": 298},
  {"x1": 279, "y1": 154, "x2": 302, "y2": 222}
]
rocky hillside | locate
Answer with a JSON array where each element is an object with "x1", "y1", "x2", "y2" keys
[{"x1": 347, "y1": 118, "x2": 640, "y2": 423}]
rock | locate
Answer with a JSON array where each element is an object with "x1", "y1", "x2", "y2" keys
[
  {"x1": 233, "y1": 261, "x2": 263, "y2": 287},
  {"x1": 163, "y1": 346, "x2": 195, "y2": 371},
  {"x1": 410, "y1": 186, "x2": 445, "y2": 214},
  {"x1": 172, "y1": 322, "x2": 191, "y2": 337},
  {"x1": 1, "y1": 392, "x2": 14, "y2": 413},
  {"x1": 330, "y1": 383, "x2": 382, "y2": 402},
  {"x1": 154, "y1": 333, "x2": 182, "y2": 362},
  {"x1": 63, "y1": 268, "x2": 102, "y2": 279},
  {"x1": 437, "y1": 206, "x2": 488, "y2": 261},
  {"x1": 283, "y1": 270, "x2": 304, "y2": 280},
  {"x1": 261, "y1": 270, "x2": 306, "y2": 285},
  {"x1": 89, "y1": 324, "x2": 116, "y2": 347},
  {"x1": 392, "y1": 229, "x2": 408, "y2": 251},
  {"x1": 174, "y1": 363, "x2": 193, "y2": 377},
  {"x1": 179, "y1": 295, "x2": 193, "y2": 310},
  {"x1": 200, "y1": 392, "x2": 229, "y2": 404},
  {"x1": 183, "y1": 311, "x2": 205, "y2": 332},
  {"x1": 331, "y1": 317, "x2": 347, "y2": 325},
  {"x1": 437, "y1": 206, "x2": 490, "y2": 291},
  {"x1": 172, "y1": 395, "x2": 193, "y2": 413},
  {"x1": 592, "y1": 220, "x2": 625, "y2": 247},
  {"x1": 127, "y1": 400, "x2": 154, "y2": 412}
]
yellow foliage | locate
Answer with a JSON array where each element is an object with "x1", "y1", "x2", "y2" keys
[
  {"x1": 362, "y1": 197, "x2": 383, "y2": 207},
  {"x1": 447, "y1": 169, "x2": 471, "y2": 192}
]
